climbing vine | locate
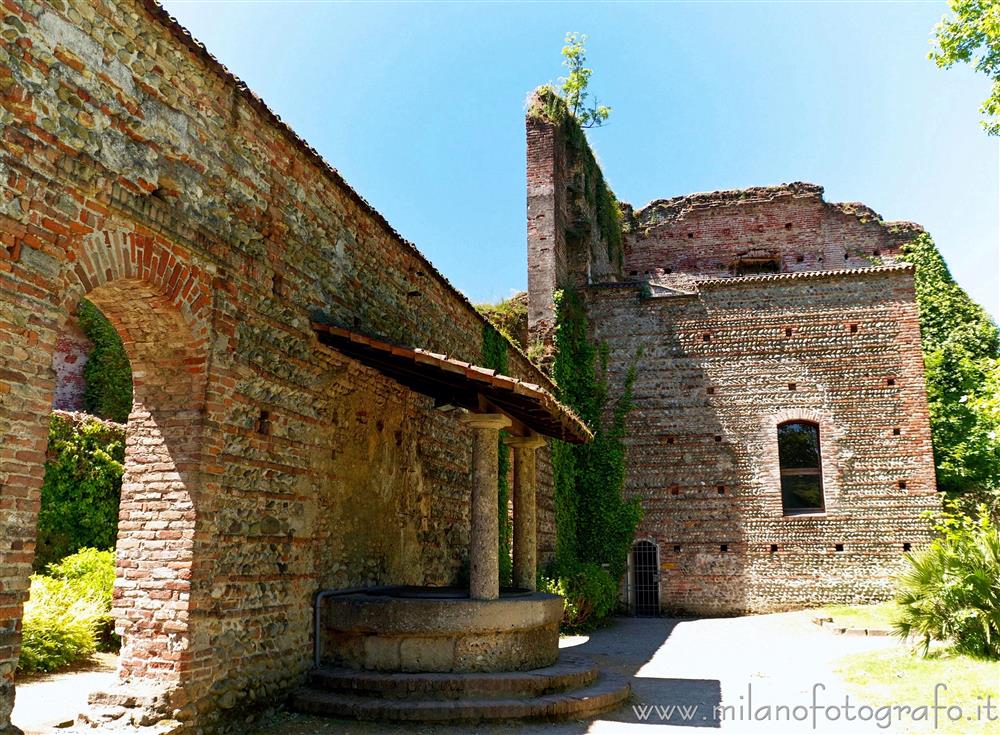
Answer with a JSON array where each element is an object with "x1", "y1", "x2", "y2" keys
[
  {"x1": 550, "y1": 289, "x2": 641, "y2": 581},
  {"x1": 482, "y1": 322, "x2": 513, "y2": 587},
  {"x1": 78, "y1": 299, "x2": 132, "y2": 423}
]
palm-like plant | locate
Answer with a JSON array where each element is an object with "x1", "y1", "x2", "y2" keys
[{"x1": 895, "y1": 504, "x2": 1000, "y2": 660}]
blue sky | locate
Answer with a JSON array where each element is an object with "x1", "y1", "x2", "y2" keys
[{"x1": 161, "y1": 0, "x2": 998, "y2": 319}]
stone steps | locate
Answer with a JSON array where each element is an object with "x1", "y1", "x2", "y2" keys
[
  {"x1": 289, "y1": 657, "x2": 630, "y2": 722},
  {"x1": 307, "y1": 654, "x2": 599, "y2": 700}
]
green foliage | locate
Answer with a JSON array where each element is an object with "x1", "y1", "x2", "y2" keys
[
  {"x1": 930, "y1": 1, "x2": 1000, "y2": 135},
  {"x1": 78, "y1": 299, "x2": 132, "y2": 423},
  {"x1": 18, "y1": 549, "x2": 117, "y2": 674},
  {"x1": 36, "y1": 413, "x2": 124, "y2": 571},
  {"x1": 894, "y1": 503, "x2": 1000, "y2": 660},
  {"x1": 481, "y1": 323, "x2": 513, "y2": 587},
  {"x1": 476, "y1": 294, "x2": 528, "y2": 350},
  {"x1": 539, "y1": 560, "x2": 617, "y2": 632},
  {"x1": 550, "y1": 288, "x2": 642, "y2": 591},
  {"x1": 898, "y1": 234, "x2": 1000, "y2": 496},
  {"x1": 558, "y1": 33, "x2": 611, "y2": 129}
]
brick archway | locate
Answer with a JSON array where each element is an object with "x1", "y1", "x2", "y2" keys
[
  {"x1": 0, "y1": 227, "x2": 215, "y2": 731},
  {"x1": 62, "y1": 230, "x2": 213, "y2": 687}
]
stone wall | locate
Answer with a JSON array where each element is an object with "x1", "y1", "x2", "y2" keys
[
  {"x1": 587, "y1": 268, "x2": 939, "y2": 614},
  {"x1": 0, "y1": 1, "x2": 554, "y2": 732}
]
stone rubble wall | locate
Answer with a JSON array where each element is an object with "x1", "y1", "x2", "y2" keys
[
  {"x1": 0, "y1": 1, "x2": 553, "y2": 732},
  {"x1": 525, "y1": 105, "x2": 940, "y2": 618},
  {"x1": 587, "y1": 267, "x2": 940, "y2": 614}
]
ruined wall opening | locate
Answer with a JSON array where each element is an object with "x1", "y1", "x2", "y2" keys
[{"x1": 12, "y1": 275, "x2": 207, "y2": 731}]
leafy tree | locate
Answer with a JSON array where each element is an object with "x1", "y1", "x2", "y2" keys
[
  {"x1": 899, "y1": 234, "x2": 1000, "y2": 497},
  {"x1": 78, "y1": 299, "x2": 132, "y2": 423},
  {"x1": 930, "y1": 0, "x2": 1000, "y2": 135},
  {"x1": 559, "y1": 33, "x2": 611, "y2": 129}
]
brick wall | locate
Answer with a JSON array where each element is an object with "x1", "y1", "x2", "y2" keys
[
  {"x1": 50, "y1": 315, "x2": 90, "y2": 412},
  {"x1": 588, "y1": 268, "x2": 939, "y2": 614},
  {"x1": 525, "y1": 110, "x2": 940, "y2": 617},
  {"x1": 0, "y1": 2, "x2": 553, "y2": 731}
]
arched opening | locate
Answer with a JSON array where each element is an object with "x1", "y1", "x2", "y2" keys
[
  {"x1": 630, "y1": 540, "x2": 660, "y2": 617},
  {"x1": 11, "y1": 274, "x2": 207, "y2": 731},
  {"x1": 777, "y1": 420, "x2": 825, "y2": 514}
]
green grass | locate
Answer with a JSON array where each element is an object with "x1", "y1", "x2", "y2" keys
[
  {"x1": 813, "y1": 601, "x2": 901, "y2": 630},
  {"x1": 835, "y1": 647, "x2": 1000, "y2": 734}
]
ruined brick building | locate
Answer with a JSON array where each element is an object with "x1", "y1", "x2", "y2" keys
[
  {"x1": 526, "y1": 95, "x2": 941, "y2": 617},
  {"x1": 0, "y1": 1, "x2": 943, "y2": 732},
  {"x1": 1, "y1": 2, "x2": 582, "y2": 732}
]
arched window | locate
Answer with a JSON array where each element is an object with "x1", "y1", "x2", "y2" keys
[{"x1": 777, "y1": 421, "x2": 824, "y2": 513}]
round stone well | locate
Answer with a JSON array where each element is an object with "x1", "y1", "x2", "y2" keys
[{"x1": 319, "y1": 586, "x2": 563, "y2": 673}]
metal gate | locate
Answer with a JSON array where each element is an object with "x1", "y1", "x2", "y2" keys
[{"x1": 632, "y1": 540, "x2": 660, "y2": 616}]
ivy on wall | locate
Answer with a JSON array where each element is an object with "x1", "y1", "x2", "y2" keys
[
  {"x1": 36, "y1": 413, "x2": 124, "y2": 571},
  {"x1": 78, "y1": 299, "x2": 133, "y2": 423},
  {"x1": 898, "y1": 234, "x2": 1000, "y2": 498},
  {"x1": 482, "y1": 322, "x2": 513, "y2": 587},
  {"x1": 550, "y1": 289, "x2": 641, "y2": 581}
]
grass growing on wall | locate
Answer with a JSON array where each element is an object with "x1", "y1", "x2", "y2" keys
[{"x1": 482, "y1": 323, "x2": 513, "y2": 587}]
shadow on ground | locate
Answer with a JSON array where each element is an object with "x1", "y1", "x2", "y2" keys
[{"x1": 253, "y1": 616, "x2": 723, "y2": 735}]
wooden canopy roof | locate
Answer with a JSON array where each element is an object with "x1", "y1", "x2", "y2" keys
[{"x1": 312, "y1": 323, "x2": 592, "y2": 444}]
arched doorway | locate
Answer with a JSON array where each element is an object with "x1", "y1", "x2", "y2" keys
[
  {"x1": 631, "y1": 540, "x2": 660, "y2": 616},
  {"x1": 2, "y1": 230, "x2": 214, "y2": 731}
]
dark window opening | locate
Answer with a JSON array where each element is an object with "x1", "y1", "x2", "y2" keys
[
  {"x1": 887, "y1": 377, "x2": 896, "y2": 387},
  {"x1": 835, "y1": 543, "x2": 844, "y2": 552},
  {"x1": 899, "y1": 480, "x2": 907, "y2": 490},
  {"x1": 707, "y1": 387, "x2": 715, "y2": 395},
  {"x1": 893, "y1": 428, "x2": 901, "y2": 436},
  {"x1": 778, "y1": 420, "x2": 824, "y2": 514},
  {"x1": 720, "y1": 544, "x2": 729, "y2": 553},
  {"x1": 788, "y1": 383, "x2": 797, "y2": 391},
  {"x1": 256, "y1": 410, "x2": 271, "y2": 436},
  {"x1": 849, "y1": 323, "x2": 859, "y2": 334},
  {"x1": 785, "y1": 327, "x2": 793, "y2": 337},
  {"x1": 903, "y1": 543, "x2": 912, "y2": 552},
  {"x1": 670, "y1": 485, "x2": 680, "y2": 496},
  {"x1": 770, "y1": 544, "x2": 779, "y2": 553},
  {"x1": 717, "y1": 485, "x2": 725, "y2": 495},
  {"x1": 714, "y1": 435, "x2": 722, "y2": 442},
  {"x1": 673, "y1": 544, "x2": 682, "y2": 553},
  {"x1": 733, "y1": 258, "x2": 780, "y2": 276}
]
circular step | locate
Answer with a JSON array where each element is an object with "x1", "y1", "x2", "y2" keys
[
  {"x1": 290, "y1": 670, "x2": 630, "y2": 722},
  {"x1": 308, "y1": 654, "x2": 599, "y2": 700}
]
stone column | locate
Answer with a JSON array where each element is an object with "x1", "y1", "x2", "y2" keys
[
  {"x1": 460, "y1": 413, "x2": 512, "y2": 600},
  {"x1": 507, "y1": 435, "x2": 547, "y2": 591}
]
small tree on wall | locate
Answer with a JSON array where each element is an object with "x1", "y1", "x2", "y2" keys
[{"x1": 558, "y1": 33, "x2": 612, "y2": 129}]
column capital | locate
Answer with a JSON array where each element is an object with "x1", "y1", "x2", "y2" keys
[
  {"x1": 505, "y1": 434, "x2": 547, "y2": 450},
  {"x1": 458, "y1": 412, "x2": 511, "y2": 431}
]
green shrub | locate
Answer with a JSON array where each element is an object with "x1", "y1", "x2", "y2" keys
[
  {"x1": 36, "y1": 413, "x2": 124, "y2": 571},
  {"x1": 78, "y1": 299, "x2": 133, "y2": 423},
  {"x1": 18, "y1": 549, "x2": 116, "y2": 674},
  {"x1": 894, "y1": 504, "x2": 1000, "y2": 660},
  {"x1": 540, "y1": 560, "x2": 617, "y2": 632}
]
